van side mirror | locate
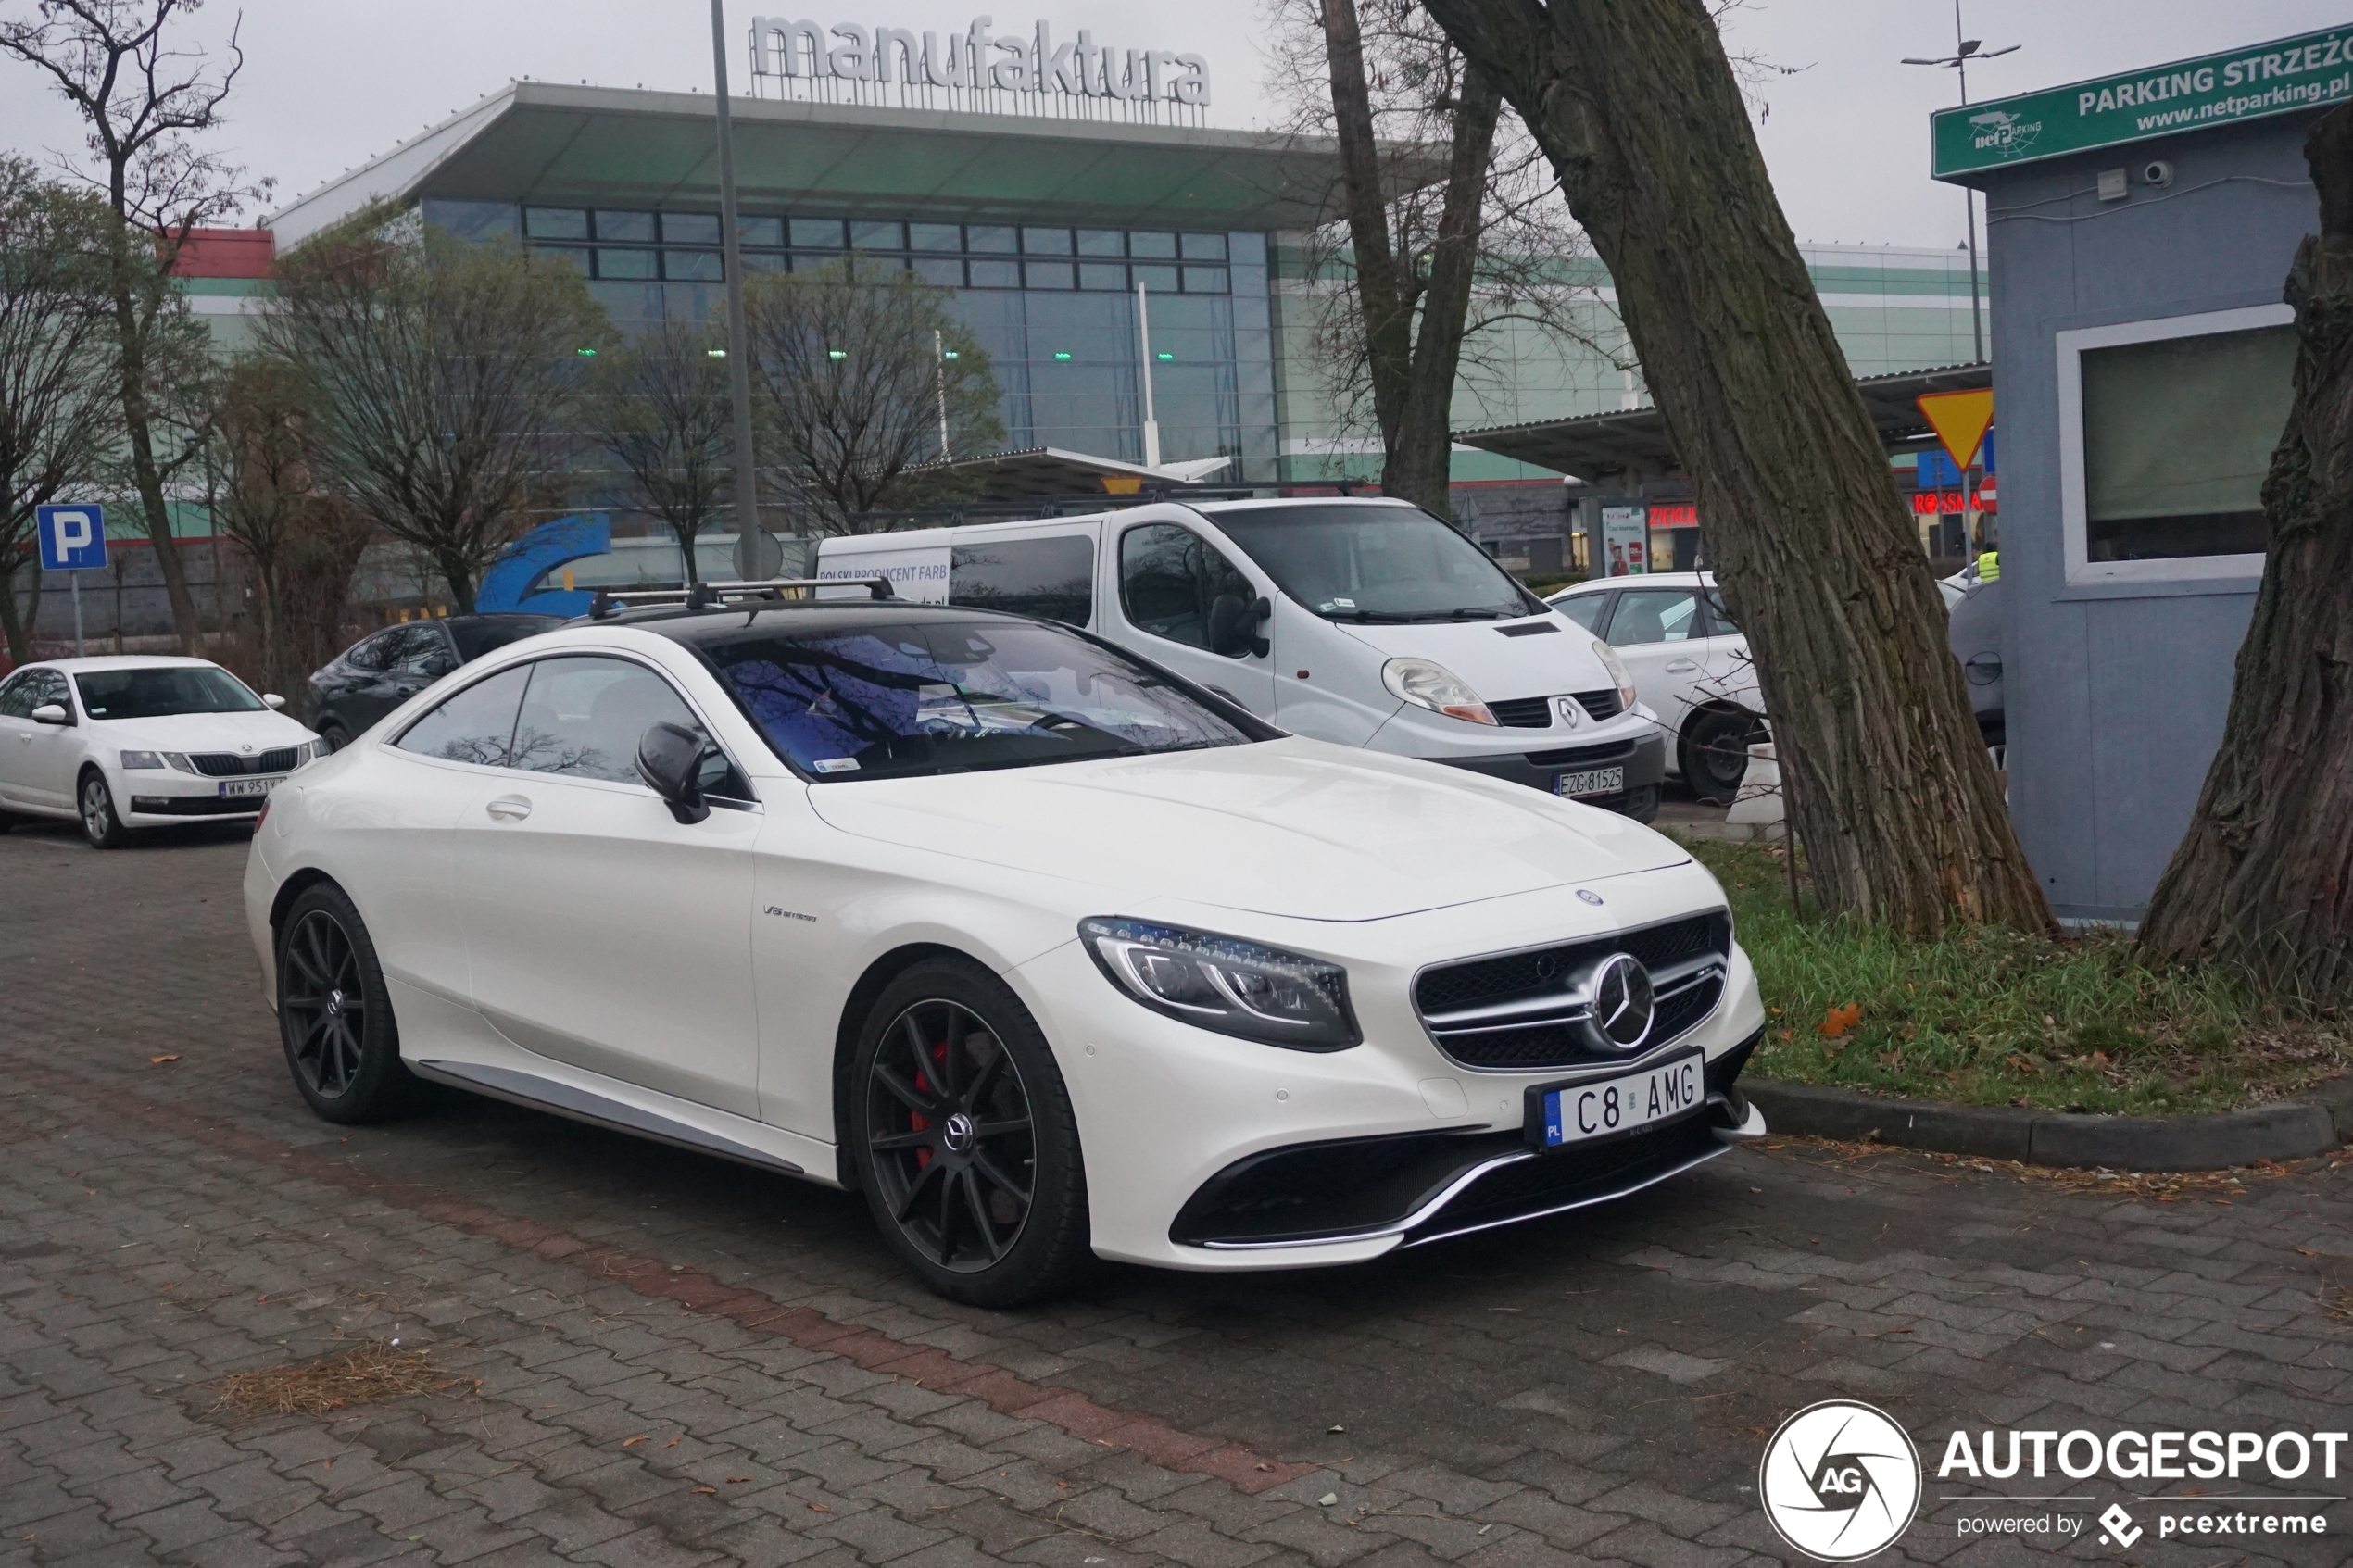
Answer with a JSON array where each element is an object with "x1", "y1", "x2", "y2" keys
[
  {"x1": 1207, "y1": 594, "x2": 1271, "y2": 659},
  {"x1": 636, "y1": 721, "x2": 712, "y2": 824},
  {"x1": 31, "y1": 703, "x2": 69, "y2": 726}
]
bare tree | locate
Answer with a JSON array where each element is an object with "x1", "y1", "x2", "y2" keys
[
  {"x1": 256, "y1": 207, "x2": 611, "y2": 611},
  {"x1": 1416, "y1": 0, "x2": 2048, "y2": 936},
  {"x1": 743, "y1": 257, "x2": 1001, "y2": 535},
  {"x1": 2140, "y1": 107, "x2": 2353, "y2": 999},
  {"x1": 0, "y1": 0, "x2": 272, "y2": 652},
  {"x1": 597, "y1": 316, "x2": 733, "y2": 584},
  {"x1": 1261, "y1": 0, "x2": 1614, "y2": 514},
  {"x1": 207, "y1": 351, "x2": 372, "y2": 702},
  {"x1": 0, "y1": 157, "x2": 117, "y2": 663}
]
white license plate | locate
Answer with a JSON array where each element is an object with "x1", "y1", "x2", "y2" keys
[
  {"x1": 217, "y1": 777, "x2": 282, "y2": 799},
  {"x1": 1534, "y1": 1051, "x2": 1705, "y2": 1148},
  {"x1": 1554, "y1": 766, "x2": 1624, "y2": 799}
]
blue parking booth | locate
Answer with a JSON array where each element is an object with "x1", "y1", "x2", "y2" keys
[{"x1": 1932, "y1": 25, "x2": 2348, "y2": 922}]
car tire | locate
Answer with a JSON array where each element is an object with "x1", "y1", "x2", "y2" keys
[
  {"x1": 848, "y1": 957, "x2": 1092, "y2": 1307},
  {"x1": 320, "y1": 721, "x2": 351, "y2": 753},
  {"x1": 1680, "y1": 709, "x2": 1756, "y2": 807},
  {"x1": 275, "y1": 882, "x2": 422, "y2": 1124},
  {"x1": 79, "y1": 769, "x2": 130, "y2": 849}
]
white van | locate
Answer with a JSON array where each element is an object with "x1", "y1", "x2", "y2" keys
[{"x1": 814, "y1": 497, "x2": 1667, "y2": 819}]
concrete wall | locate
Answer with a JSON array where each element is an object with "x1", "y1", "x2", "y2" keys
[{"x1": 1978, "y1": 115, "x2": 2313, "y2": 921}]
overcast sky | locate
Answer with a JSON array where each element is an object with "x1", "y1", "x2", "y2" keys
[{"x1": 0, "y1": 1, "x2": 2342, "y2": 247}]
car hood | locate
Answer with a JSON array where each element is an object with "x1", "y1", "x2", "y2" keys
[
  {"x1": 92, "y1": 709, "x2": 318, "y2": 752},
  {"x1": 1327, "y1": 613, "x2": 1613, "y2": 701},
  {"x1": 804, "y1": 737, "x2": 1690, "y2": 921}
]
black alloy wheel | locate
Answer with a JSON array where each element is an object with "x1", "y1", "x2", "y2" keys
[
  {"x1": 275, "y1": 883, "x2": 421, "y2": 1123},
  {"x1": 1681, "y1": 709, "x2": 1757, "y2": 807},
  {"x1": 866, "y1": 998, "x2": 1037, "y2": 1272},
  {"x1": 320, "y1": 721, "x2": 351, "y2": 754},
  {"x1": 849, "y1": 959, "x2": 1091, "y2": 1305}
]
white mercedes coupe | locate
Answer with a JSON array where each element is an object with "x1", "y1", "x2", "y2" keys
[{"x1": 244, "y1": 588, "x2": 1767, "y2": 1303}]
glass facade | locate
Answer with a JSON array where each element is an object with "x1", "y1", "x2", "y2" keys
[{"x1": 422, "y1": 199, "x2": 1273, "y2": 480}]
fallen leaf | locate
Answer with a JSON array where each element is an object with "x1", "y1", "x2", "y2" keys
[
  {"x1": 727, "y1": 1477, "x2": 751, "y2": 1484},
  {"x1": 664, "y1": 1436, "x2": 681, "y2": 1449},
  {"x1": 809, "y1": 1503, "x2": 831, "y2": 1512},
  {"x1": 1818, "y1": 1004, "x2": 1862, "y2": 1039},
  {"x1": 622, "y1": 1435, "x2": 648, "y2": 1448},
  {"x1": 150, "y1": 1054, "x2": 181, "y2": 1065},
  {"x1": 692, "y1": 1486, "x2": 717, "y2": 1495}
]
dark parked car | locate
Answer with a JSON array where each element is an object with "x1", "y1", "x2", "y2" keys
[{"x1": 307, "y1": 615, "x2": 563, "y2": 750}]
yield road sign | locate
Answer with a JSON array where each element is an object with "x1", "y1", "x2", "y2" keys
[
  {"x1": 1916, "y1": 390, "x2": 1994, "y2": 472},
  {"x1": 35, "y1": 505, "x2": 107, "y2": 571}
]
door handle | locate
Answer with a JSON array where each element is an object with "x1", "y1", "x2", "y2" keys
[
  {"x1": 1665, "y1": 659, "x2": 1699, "y2": 673},
  {"x1": 485, "y1": 796, "x2": 533, "y2": 822}
]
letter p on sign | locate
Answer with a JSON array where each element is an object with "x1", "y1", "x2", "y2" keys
[{"x1": 35, "y1": 504, "x2": 106, "y2": 571}]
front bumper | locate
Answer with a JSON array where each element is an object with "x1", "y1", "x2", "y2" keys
[
  {"x1": 1005, "y1": 864, "x2": 1767, "y2": 1272},
  {"x1": 1428, "y1": 732, "x2": 1667, "y2": 810}
]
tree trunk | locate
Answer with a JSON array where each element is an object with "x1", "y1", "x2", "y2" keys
[
  {"x1": 105, "y1": 217, "x2": 203, "y2": 654},
  {"x1": 1320, "y1": 0, "x2": 1501, "y2": 519},
  {"x1": 0, "y1": 560, "x2": 30, "y2": 663},
  {"x1": 1420, "y1": 0, "x2": 2050, "y2": 935},
  {"x1": 2140, "y1": 106, "x2": 2353, "y2": 997}
]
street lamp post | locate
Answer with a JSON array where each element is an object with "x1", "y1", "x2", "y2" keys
[
  {"x1": 1903, "y1": 1, "x2": 2017, "y2": 366},
  {"x1": 710, "y1": 0, "x2": 765, "y2": 573}
]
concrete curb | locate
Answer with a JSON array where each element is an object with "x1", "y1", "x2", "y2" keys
[{"x1": 1743, "y1": 1074, "x2": 2353, "y2": 1172}]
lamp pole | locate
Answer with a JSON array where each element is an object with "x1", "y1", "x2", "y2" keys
[
  {"x1": 711, "y1": 0, "x2": 765, "y2": 572},
  {"x1": 1903, "y1": 2, "x2": 2017, "y2": 366}
]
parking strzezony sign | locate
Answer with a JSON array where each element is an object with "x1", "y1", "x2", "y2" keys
[{"x1": 1932, "y1": 25, "x2": 2353, "y2": 178}]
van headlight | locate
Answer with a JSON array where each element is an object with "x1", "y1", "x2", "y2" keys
[
  {"x1": 1591, "y1": 638, "x2": 1638, "y2": 714},
  {"x1": 1079, "y1": 918, "x2": 1360, "y2": 1050},
  {"x1": 1380, "y1": 657, "x2": 1496, "y2": 725}
]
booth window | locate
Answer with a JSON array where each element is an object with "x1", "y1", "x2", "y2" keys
[{"x1": 2080, "y1": 322, "x2": 2294, "y2": 562}]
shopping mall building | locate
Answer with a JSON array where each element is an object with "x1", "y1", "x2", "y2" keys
[{"x1": 26, "y1": 49, "x2": 1991, "y2": 640}]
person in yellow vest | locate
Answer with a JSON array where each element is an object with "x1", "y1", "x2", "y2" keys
[{"x1": 1977, "y1": 549, "x2": 1999, "y2": 582}]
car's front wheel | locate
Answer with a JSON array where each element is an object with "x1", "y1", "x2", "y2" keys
[
  {"x1": 849, "y1": 958, "x2": 1092, "y2": 1306},
  {"x1": 79, "y1": 770, "x2": 129, "y2": 849},
  {"x1": 319, "y1": 721, "x2": 351, "y2": 753},
  {"x1": 1680, "y1": 709, "x2": 1758, "y2": 807},
  {"x1": 276, "y1": 882, "x2": 421, "y2": 1123}
]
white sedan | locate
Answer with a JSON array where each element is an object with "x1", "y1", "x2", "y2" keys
[
  {"x1": 243, "y1": 594, "x2": 1767, "y2": 1304},
  {"x1": 1546, "y1": 573, "x2": 1764, "y2": 804},
  {"x1": 0, "y1": 657, "x2": 325, "y2": 847}
]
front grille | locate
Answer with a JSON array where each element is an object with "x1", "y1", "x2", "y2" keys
[
  {"x1": 1569, "y1": 688, "x2": 1623, "y2": 721},
  {"x1": 1489, "y1": 696, "x2": 1554, "y2": 728},
  {"x1": 189, "y1": 748, "x2": 297, "y2": 777},
  {"x1": 1525, "y1": 740, "x2": 1636, "y2": 769},
  {"x1": 1170, "y1": 1128, "x2": 1520, "y2": 1247},
  {"x1": 1414, "y1": 910, "x2": 1732, "y2": 1072}
]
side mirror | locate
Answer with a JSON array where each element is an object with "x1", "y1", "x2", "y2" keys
[
  {"x1": 262, "y1": 693, "x2": 288, "y2": 710},
  {"x1": 636, "y1": 721, "x2": 712, "y2": 824},
  {"x1": 30, "y1": 703, "x2": 69, "y2": 726},
  {"x1": 1206, "y1": 594, "x2": 1271, "y2": 659}
]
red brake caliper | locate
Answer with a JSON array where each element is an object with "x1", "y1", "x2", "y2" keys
[{"x1": 911, "y1": 1037, "x2": 949, "y2": 1169}]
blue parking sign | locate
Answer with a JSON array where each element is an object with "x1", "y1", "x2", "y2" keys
[{"x1": 36, "y1": 505, "x2": 107, "y2": 571}]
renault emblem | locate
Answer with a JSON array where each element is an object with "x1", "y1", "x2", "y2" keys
[
  {"x1": 1554, "y1": 695, "x2": 1583, "y2": 728},
  {"x1": 1584, "y1": 953, "x2": 1655, "y2": 1051}
]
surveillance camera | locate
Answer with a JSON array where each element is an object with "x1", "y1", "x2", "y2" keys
[{"x1": 2142, "y1": 159, "x2": 2175, "y2": 188}]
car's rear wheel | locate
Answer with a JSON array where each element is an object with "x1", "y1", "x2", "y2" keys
[
  {"x1": 1680, "y1": 709, "x2": 1757, "y2": 807},
  {"x1": 276, "y1": 882, "x2": 421, "y2": 1123},
  {"x1": 320, "y1": 721, "x2": 351, "y2": 753},
  {"x1": 849, "y1": 959, "x2": 1091, "y2": 1306},
  {"x1": 79, "y1": 770, "x2": 129, "y2": 849}
]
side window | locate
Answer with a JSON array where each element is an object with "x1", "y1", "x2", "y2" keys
[
  {"x1": 1554, "y1": 593, "x2": 1607, "y2": 632},
  {"x1": 394, "y1": 664, "x2": 532, "y2": 767},
  {"x1": 390, "y1": 624, "x2": 457, "y2": 680},
  {"x1": 0, "y1": 671, "x2": 37, "y2": 719},
  {"x1": 1119, "y1": 524, "x2": 1255, "y2": 652},
  {"x1": 511, "y1": 656, "x2": 737, "y2": 794},
  {"x1": 949, "y1": 535, "x2": 1095, "y2": 626},
  {"x1": 34, "y1": 671, "x2": 71, "y2": 714},
  {"x1": 1605, "y1": 590, "x2": 1703, "y2": 646},
  {"x1": 343, "y1": 630, "x2": 398, "y2": 672}
]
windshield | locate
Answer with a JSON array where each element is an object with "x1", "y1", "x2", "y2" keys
[
  {"x1": 75, "y1": 666, "x2": 266, "y2": 720},
  {"x1": 1210, "y1": 504, "x2": 1534, "y2": 621},
  {"x1": 702, "y1": 618, "x2": 1255, "y2": 781}
]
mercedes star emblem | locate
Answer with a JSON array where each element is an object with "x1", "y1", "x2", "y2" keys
[{"x1": 1585, "y1": 953, "x2": 1655, "y2": 1051}]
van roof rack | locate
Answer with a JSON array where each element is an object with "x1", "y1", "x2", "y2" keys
[{"x1": 587, "y1": 576, "x2": 894, "y2": 621}]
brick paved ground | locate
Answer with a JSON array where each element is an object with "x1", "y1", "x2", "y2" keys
[{"x1": 1, "y1": 820, "x2": 2347, "y2": 1568}]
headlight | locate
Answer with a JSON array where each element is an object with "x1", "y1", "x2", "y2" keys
[
  {"x1": 119, "y1": 750, "x2": 163, "y2": 770},
  {"x1": 299, "y1": 739, "x2": 331, "y2": 764},
  {"x1": 1591, "y1": 638, "x2": 1638, "y2": 714},
  {"x1": 1078, "y1": 918, "x2": 1360, "y2": 1050},
  {"x1": 1380, "y1": 657, "x2": 1495, "y2": 725},
  {"x1": 163, "y1": 752, "x2": 195, "y2": 772}
]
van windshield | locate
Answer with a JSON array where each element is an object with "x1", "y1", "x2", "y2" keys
[{"x1": 1210, "y1": 504, "x2": 1535, "y2": 621}]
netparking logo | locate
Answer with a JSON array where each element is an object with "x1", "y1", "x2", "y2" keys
[{"x1": 1759, "y1": 1400, "x2": 1923, "y2": 1562}]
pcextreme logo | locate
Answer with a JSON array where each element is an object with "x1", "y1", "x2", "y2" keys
[{"x1": 1758, "y1": 1400, "x2": 1923, "y2": 1562}]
